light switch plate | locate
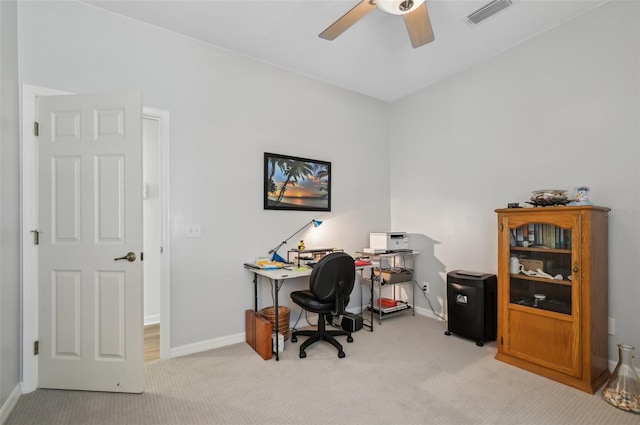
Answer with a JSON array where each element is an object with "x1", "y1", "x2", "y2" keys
[{"x1": 186, "y1": 224, "x2": 201, "y2": 238}]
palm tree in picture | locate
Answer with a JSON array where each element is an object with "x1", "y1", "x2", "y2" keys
[
  {"x1": 267, "y1": 157, "x2": 284, "y2": 196},
  {"x1": 267, "y1": 157, "x2": 298, "y2": 199},
  {"x1": 314, "y1": 164, "x2": 329, "y2": 198},
  {"x1": 275, "y1": 160, "x2": 314, "y2": 204}
]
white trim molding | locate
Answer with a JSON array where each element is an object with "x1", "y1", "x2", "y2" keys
[
  {"x1": 142, "y1": 107, "x2": 171, "y2": 360},
  {"x1": 0, "y1": 384, "x2": 22, "y2": 424},
  {"x1": 170, "y1": 333, "x2": 245, "y2": 359},
  {"x1": 20, "y1": 84, "x2": 70, "y2": 394}
]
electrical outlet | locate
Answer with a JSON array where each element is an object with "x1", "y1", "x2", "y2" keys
[
  {"x1": 422, "y1": 282, "x2": 430, "y2": 293},
  {"x1": 608, "y1": 317, "x2": 615, "y2": 335}
]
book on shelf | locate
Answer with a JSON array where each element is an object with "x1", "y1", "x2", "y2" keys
[
  {"x1": 515, "y1": 223, "x2": 571, "y2": 250},
  {"x1": 528, "y1": 223, "x2": 535, "y2": 243}
]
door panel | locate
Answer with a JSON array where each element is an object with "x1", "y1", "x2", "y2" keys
[
  {"x1": 95, "y1": 155, "x2": 125, "y2": 243},
  {"x1": 52, "y1": 156, "x2": 81, "y2": 242},
  {"x1": 52, "y1": 270, "x2": 81, "y2": 357},
  {"x1": 96, "y1": 271, "x2": 126, "y2": 359},
  {"x1": 38, "y1": 92, "x2": 143, "y2": 393},
  {"x1": 507, "y1": 307, "x2": 581, "y2": 377}
]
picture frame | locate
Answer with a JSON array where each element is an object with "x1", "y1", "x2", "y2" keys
[{"x1": 264, "y1": 152, "x2": 331, "y2": 211}]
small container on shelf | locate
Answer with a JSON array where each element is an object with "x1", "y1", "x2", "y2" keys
[{"x1": 533, "y1": 294, "x2": 546, "y2": 308}]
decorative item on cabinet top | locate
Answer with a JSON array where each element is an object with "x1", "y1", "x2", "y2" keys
[
  {"x1": 526, "y1": 190, "x2": 569, "y2": 207},
  {"x1": 568, "y1": 186, "x2": 593, "y2": 206}
]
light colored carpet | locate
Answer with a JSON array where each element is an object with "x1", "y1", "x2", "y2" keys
[{"x1": 6, "y1": 314, "x2": 637, "y2": 425}]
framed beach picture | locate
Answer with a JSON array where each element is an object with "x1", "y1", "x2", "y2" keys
[{"x1": 264, "y1": 152, "x2": 331, "y2": 211}]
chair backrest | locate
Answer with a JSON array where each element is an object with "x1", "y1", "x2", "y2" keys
[{"x1": 309, "y1": 252, "x2": 356, "y2": 315}]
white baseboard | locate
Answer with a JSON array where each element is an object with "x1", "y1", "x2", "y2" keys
[
  {"x1": 144, "y1": 314, "x2": 160, "y2": 326},
  {"x1": 170, "y1": 332, "x2": 245, "y2": 358},
  {"x1": 168, "y1": 309, "x2": 447, "y2": 359},
  {"x1": 0, "y1": 384, "x2": 22, "y2": 424},
  {"x1": 413, "y1": 305, "x2": 447, "y2": 322},
  {"x1": 607, "y1": 359, "x2": 640, "y2": 376}
]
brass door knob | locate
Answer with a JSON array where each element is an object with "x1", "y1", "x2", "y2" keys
[{"x1": 114, "y1": 252, "x2": 136, "y2": 262}]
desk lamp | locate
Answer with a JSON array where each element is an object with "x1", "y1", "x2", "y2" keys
[{"x1": 268, "y1": 219, "x2": 323, "y2": 262}]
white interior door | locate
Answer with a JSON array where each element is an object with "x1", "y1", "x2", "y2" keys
[{"x1": 37, "y1": 91, "x2": 144, "y2": 393}]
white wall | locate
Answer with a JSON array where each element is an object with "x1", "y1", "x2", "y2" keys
[
  {"x1": 389, "y1": 0, "x2": 640, "y2": 361},
  {"x1": 17, "y1": 1, "x2": 390, "y2": 349},
  {"x1": 1, "y1": 0, "x2": 22, "y2": 415}
]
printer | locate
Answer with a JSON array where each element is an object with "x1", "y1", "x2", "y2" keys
[{"x1": 369, "y1": 232, "x2": 409, "y2": 251}]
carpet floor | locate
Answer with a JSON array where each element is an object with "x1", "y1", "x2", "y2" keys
[{"x1": 5, "y1": 313, "x2": 637, "y2": 425}]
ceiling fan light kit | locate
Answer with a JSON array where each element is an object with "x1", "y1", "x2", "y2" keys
[
  {"x1": 319, "y1": 0, "x2": 434, "y2": 48},
  {"x1": 377, "y1": 0, "x2": 425, "y2": 15}
]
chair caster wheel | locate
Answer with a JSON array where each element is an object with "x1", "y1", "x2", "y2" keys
[
  {"x1": 291, "y1": 335, "x2": 297, "y2": 343},
  {"x1": 347, "y1": 336, "x2": 353, "y2": 343},
  {"x1": 338, "y1": 351, "x2": 345, "y2": 358},
  {"x1": 299, "y1": 351, "x2": 306, "y2": 358},
  {"x1": 476, "y1": 341, "x2": 484, "y2": 347},
  {"x1": 444, "y1": 331, "x2": 451, "y2": 336}
]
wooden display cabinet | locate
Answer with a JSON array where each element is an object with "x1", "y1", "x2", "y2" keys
[{"x1": 495, "y1": 205, "x2": 610, "y2": 393}]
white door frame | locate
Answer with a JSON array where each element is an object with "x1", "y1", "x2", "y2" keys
[
  {"x1": 20, "y1": 84, "x2": 171, "y2": 393},
  {"x1": 141, "y1": 107, "x2": 172, "y2": 362}
]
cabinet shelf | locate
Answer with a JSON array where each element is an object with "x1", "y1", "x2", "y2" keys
[
  {"x1": 362, "y1": 277, "x2": 413, "y2": 287},
  {"x1": 511, "y1": 246, "x2": 571, "y2": 254},
  {"x1": 367, "y1": 302, "x2": 411, "y2": 315},
  {"x1": 510, "y1": 274, "x2": 572, "y2": 286}
]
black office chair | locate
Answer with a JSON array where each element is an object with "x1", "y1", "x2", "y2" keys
[{"x1": 290, "y1": 252, "x2": 356, "y2": 358}]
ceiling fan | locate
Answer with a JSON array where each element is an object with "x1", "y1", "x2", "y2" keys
[{"x1": 319, "y1": 0, "x2": 435, "y2": 48}]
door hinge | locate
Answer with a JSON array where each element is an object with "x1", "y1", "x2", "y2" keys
[
  {"x1": 30, "y1": 230, "x2": 40, "y2": 245},
  {"x1": 34, "y1": 121, "x2": 39, "y2": 136},
  {"x1": 500, "y1": 223, "x2": 504, "y2": 231},
  {"x1": 34, "y1": 340, "x2": 39, "y2": 355},
  {"x1": 141, "y1": 252, "x2": 144, "y2": 261}
]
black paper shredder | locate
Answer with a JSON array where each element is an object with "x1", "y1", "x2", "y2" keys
[{"x1": 445, "y1": 270, "x2": 497, "y2": 346}]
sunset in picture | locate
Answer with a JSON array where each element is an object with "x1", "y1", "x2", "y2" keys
[{"x1": 264, "y1": 153, "x2": 331, "y2": 211}]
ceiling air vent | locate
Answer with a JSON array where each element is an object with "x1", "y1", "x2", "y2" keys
[{"x1": 466, "y1": 0, "x2": 513, "y2": 25}]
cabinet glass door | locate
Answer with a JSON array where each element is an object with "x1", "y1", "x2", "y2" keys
[{"x1": 508, "y1": 222, "x2": 573, "y2": 315}]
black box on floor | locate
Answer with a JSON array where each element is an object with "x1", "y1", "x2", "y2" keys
[
  {"x1": 341, "y1": 312, "x2": 363, "y2": 332},
  {"x1": 446, "y1": 270, "x2": 497, "y2": 346}
]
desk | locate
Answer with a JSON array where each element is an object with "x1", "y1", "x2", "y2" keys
[
  {"x1": 245, "y1": 263, "x2": 374, "y2": 360},
  {"x1": 245, "y1": 266, "x2": 311, "y2": 360}
]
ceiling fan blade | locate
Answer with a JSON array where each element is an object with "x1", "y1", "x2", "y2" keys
[
  {"x1": 403, "y1": 3, "x2": 435, "y2": 48},
  {"x1": 319, "y1": 0, "x2": 377, "y2": 41}
]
